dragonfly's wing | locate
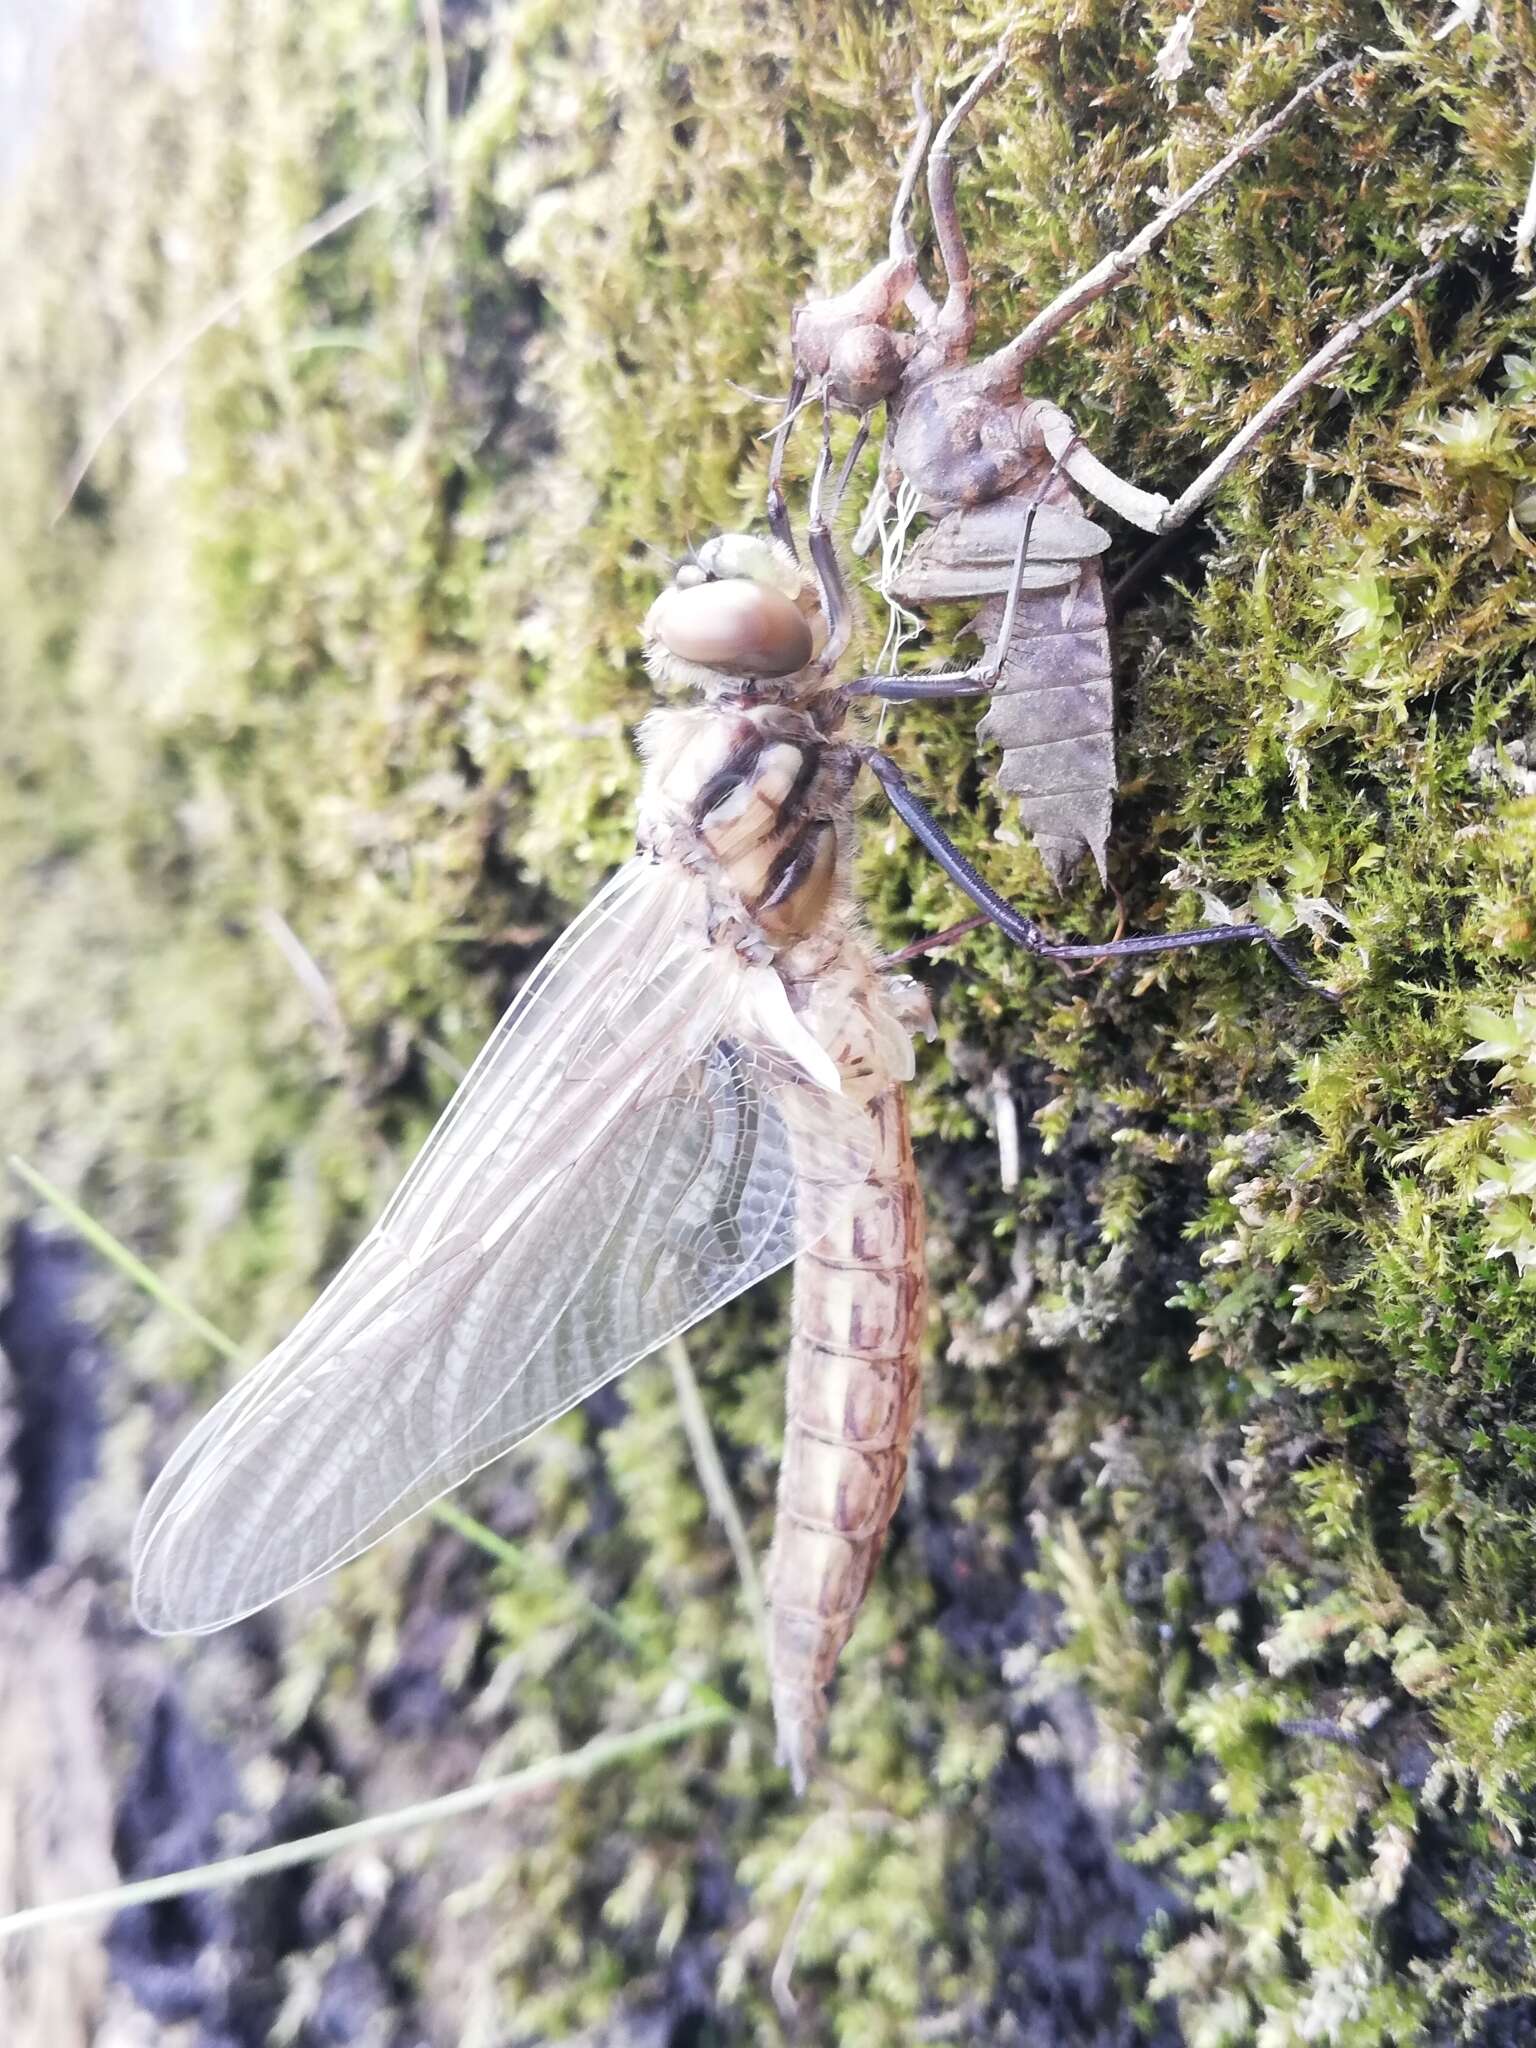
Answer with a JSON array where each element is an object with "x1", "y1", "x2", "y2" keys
[{"x1": 132, "y1": 860, "x2": 872, "y2": 1634}]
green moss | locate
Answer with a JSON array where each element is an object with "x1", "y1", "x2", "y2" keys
[{"x1": 5, "y1": 0, "x2": 1536, "y2": 2036}]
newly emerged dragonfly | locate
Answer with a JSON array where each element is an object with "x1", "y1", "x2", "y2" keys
[
  {"x1": 133, "y1": 60, "x2": 1370, "y2": 1788},
  {"x1": 132, "y1": 500, "x2": 1317, "y2": 1787}
]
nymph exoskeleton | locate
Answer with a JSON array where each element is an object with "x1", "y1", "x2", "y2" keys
[{"x1": 771, "y1": 50, "x2": 1440, "y2": 887}]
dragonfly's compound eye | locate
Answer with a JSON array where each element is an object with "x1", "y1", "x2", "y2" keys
[{"x1": 648, "y1": 577, "x2": 814, "y2": 680}]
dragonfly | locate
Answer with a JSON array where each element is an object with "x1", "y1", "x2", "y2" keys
[
  {"x1": 132, "y1": 486, "x2": 1319, "y2": 1790},
  {"x1": 133, "y1": 60, "x2": 1366, "y2": 1790}
]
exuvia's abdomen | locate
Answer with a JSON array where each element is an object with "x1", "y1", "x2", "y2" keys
[
  {"x1": 882, "y1": 478, "x2": 1115, "y2": 889},
  {"x1": 765, "y1": 1084, "x2": 926, "y2": 1790}
]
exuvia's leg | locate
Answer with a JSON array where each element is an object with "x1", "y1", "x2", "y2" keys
[
  {"x1": 923, "y1": 44, "x2": 1009, "y2": 360},
  {"x1": 1153, "y1": 262, "x2": 1443, "y2": 534},
  {"x1": 987, "y1": 57, "x2": 1353, "y2": 388},
  {"x1": 1031, "y1": 402, "x2": 1172, "y2": 532},
  {"x1": 1108, "y1": 261, "x2": 1441, "y2": 605},
  {"x1": 840, "y1": 456, "x2": 1068, "y2": 698},
  {"x1": 770, "y1": 387, "x2": 868, "y2": 577},
  {"x1": 1025, "y1": 248, "x2": 1439, "y2": 541},
  {"x1": 860, "y1": 748, "x2": 1336, "y2": 996},
  {"x1": 851, "y1": 470, "x2": 892, "y2": 558},
  {"x1": 768, "y1": 370, "x2": 808, "y2": 558},
  {"x1": 833, "y1": 418, "x2": 869, "y2": 508},
  {"x1": 889, "y1": 84, "x2": 939, "y2": 327}
]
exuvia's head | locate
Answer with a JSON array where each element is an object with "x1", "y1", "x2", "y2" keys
[
  {"x1": 789, "y1": 253, "x2": 916, "y2": 415},
  {"x1": 643, "y1": 534, "x2": 828, "y2": 701}
]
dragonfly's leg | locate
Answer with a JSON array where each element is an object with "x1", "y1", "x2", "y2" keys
[
  {"x1": 876, "y1": 913, "x2": 989, "y2": 968},
  {"x1": 924, "y1": 46, "x2": 1009, "y2": 358},
  {"x1": 768, "y1": 370, "x2": 807, "y2": 559},
  {"x1": 843, "y1": 673, "x2": 992, "y2": 703},
  {"x1": 985, "y1": 58, "x2": 1352, "y2": 388},
  {"x1": 860, "y1": 748, "x2": 1336, "y2": 997},
  {"x1": 1153, "y1": 262, "x2": 1442, "y2": 534},
  {"x1": 807, "y1": 412, "x2": 857, "y2": 672}
]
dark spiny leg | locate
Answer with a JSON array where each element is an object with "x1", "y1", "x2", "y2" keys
[
  {"x1": 842, "y1": 674, "x2": 993, "y2": 705},
  {"x1": 807, "y1": 412, "x2": 855, "y2": 673},
  {"x1": 877, "y1": 913, "x2": 989, "y2": 968},
  {"x1": 890, "y1": 84, "x2": 938, "y2": 326},
  {"x1": 842, "y1": 456, "x2": 1065, "y2": 698},
  {"x1": 860, "y1": 750, "x2": 1336, "y2": 997},
  {"x1": 1058, "y1": 886, "x2": 1127, "y2": 979},
  {"x1": 924, "y1": 45, "x2": 1008, "y2": 359},
  {"x1": 768, "y1": 369, "x2": 808, "y2": 558}
]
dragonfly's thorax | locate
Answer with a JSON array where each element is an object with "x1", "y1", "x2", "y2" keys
[{"x1": 636, "y1": 703, "x2": 858, "y2": 959}]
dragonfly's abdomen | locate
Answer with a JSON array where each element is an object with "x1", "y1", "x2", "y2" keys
[{"x1": 766, "y1": 1083, "x2": 925, "y2": 1791}]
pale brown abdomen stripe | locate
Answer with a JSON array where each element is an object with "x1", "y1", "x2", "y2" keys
[{"x1": 765, "y1": 1084, "x2": 926, "y2": 1789}]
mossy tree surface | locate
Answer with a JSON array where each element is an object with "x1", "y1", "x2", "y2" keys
[{"x1": 3, "y1": 0, "x2": 1535, "y2": 2039}]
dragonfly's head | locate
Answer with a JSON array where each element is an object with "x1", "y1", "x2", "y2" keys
[{"x1": 644, "y1": 534, "x2": 828, "y2": 702}]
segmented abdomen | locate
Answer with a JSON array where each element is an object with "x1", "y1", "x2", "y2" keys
[
  {"x1": 973, "y1": 556, "x2": 1113, "y2": 888},
  {"x1": 765, "y1": 1084, "x2": 925, "y2": 1791}
]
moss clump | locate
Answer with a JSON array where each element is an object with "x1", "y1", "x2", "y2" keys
[{"x1": 4, "y1": 0, "x2": 1536, "y2": 2039}]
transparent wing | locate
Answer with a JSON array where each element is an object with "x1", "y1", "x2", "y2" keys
[{"x1": 132, "y1": 859, "x2": 872, "y2": 1634}]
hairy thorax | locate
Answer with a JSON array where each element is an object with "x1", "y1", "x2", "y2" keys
[
  {"x1": 636, "y1": 703, "x2": 928, "y2": 1103},
  {"x1": 636, "y1": 703, "x2": 858, "y2": 955}
]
